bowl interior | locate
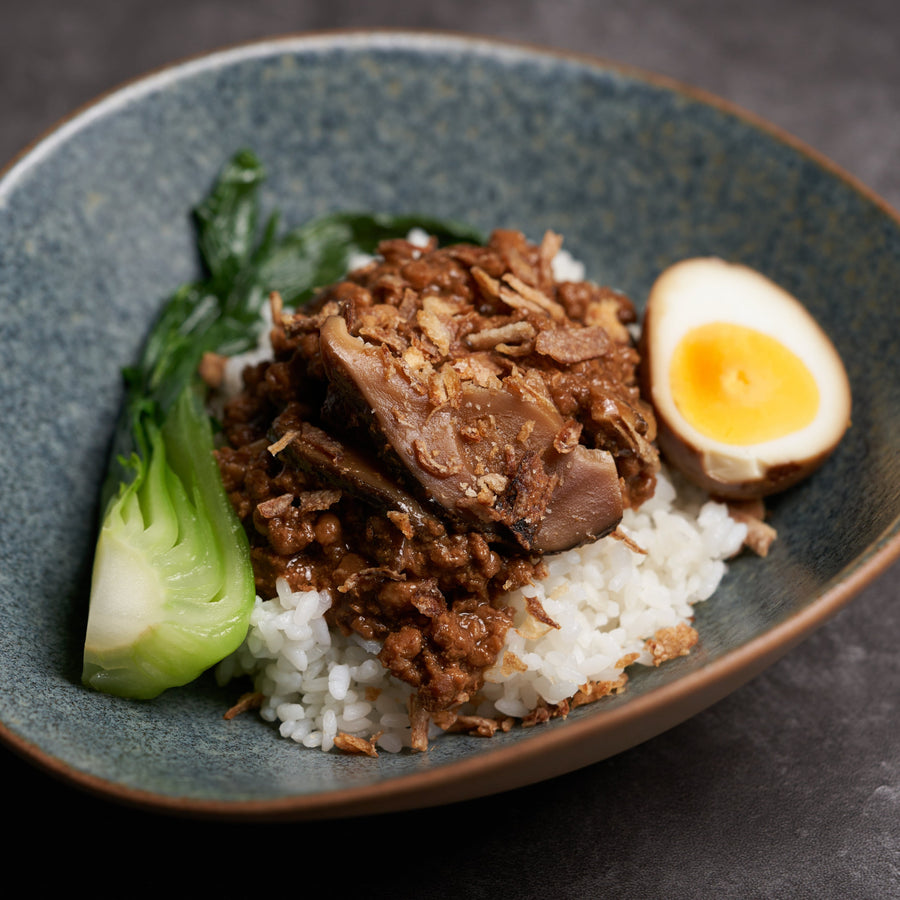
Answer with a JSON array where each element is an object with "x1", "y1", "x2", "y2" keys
[{"x1": 1, "y1": 32, "x2": 898, "y2": 815}]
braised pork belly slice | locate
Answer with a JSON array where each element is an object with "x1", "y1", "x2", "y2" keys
[
  {"x1": 317, "y1": 313, "x2": 623, "y2": 553},
  {"x1": 267, "y1": 416, "x2": 445, "y2": 540}
]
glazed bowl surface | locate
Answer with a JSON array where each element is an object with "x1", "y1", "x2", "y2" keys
[{"x1": 1, "y1": 31, "x2": 898, "y2": 820}]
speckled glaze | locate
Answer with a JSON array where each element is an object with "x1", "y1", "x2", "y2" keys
[{"x1": 1, "y1": 31, "x2": 898, "y2": 821}]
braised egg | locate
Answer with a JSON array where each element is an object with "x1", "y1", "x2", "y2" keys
[{"x1": 639, "y1": 257, "x2": 851, "y2": 499}]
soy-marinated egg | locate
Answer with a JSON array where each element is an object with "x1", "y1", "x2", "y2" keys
[{"x1": 639, "y1": 257, "x2": 851, "y2": 499}]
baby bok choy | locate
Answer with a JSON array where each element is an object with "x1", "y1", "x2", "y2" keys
[
  {"x1": 82, "y1": 383, "x2": 254, "y2": 699},
  {"x1": 81, "y1": 150, "x2": 270, "y2": 698},
  {"x1": 83, "y1": 149, "x2": 484, "y2": 700}
]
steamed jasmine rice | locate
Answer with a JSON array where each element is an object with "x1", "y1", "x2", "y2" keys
[{"x1": 216, "y1": 468, "x2": 746, "y2": 753}]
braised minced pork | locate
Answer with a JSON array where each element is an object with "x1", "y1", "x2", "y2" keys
[{"x1": 215, "y1": 229, "x2": 659, "y2": 717}]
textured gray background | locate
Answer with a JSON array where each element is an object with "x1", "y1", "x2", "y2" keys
[{"x1": 2, "y1": 1, "x2": 898, "y2": 896}]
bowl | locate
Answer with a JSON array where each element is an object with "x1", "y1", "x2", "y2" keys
[{"x1": 1, "y1": 30, "x2": 898, "y2": 821}]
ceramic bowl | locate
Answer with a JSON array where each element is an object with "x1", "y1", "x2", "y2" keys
[{"x1": 2, "y1": 31, "x2": 898, "y2": 821}]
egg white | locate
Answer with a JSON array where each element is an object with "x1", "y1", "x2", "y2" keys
[{"x1": 643, "y1": 257, "x2": 851, "y2": 491}]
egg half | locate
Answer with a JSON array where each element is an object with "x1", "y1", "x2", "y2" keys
[{"x1": 639, "y1": 257, "x2": 851, "y2": 499}]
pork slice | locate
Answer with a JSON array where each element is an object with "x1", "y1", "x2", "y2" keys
[
  {"x1": 317, "y1": 314, "x2": 623, "y2": 553},
  {"x1": 268, "y1": 418, "x2": 444, "y2": 538}
]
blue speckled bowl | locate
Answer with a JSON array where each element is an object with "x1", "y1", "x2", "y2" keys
[{"x1": 2, "y1": 31, "x2": 898, "y2": 821}]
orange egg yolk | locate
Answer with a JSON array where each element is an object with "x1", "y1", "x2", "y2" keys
[{"x1": 668, "y1": 321, "x2": 819, "y2": 445}]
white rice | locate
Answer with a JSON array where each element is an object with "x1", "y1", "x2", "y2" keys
[
  {"x1": 214, "y1": 234, "x2": 748, "y2": 752},
  {"x1": 216, "y1": 468, "x2": 746, "y2": 753}
]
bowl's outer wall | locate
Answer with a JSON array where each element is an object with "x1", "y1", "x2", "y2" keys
[{"x1": 1, "y1": 34, "x2": 898, "y2": 811}]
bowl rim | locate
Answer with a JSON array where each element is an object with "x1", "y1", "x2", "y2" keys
[{"x1": 2, "y1": 27, "x2": 899, "y2": 821}]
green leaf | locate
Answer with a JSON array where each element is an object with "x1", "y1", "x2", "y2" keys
[{"x1": 193, "y1": 148, "x2": 266, "y2": 283}]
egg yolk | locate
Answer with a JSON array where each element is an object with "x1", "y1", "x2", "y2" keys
[{"x1": 668, "y1": 321, "x2": 819, "y2": 445}]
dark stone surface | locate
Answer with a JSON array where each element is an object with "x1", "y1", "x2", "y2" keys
[{"x1": 2, "y1": 2, "x2": 897, "y2": 896}]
